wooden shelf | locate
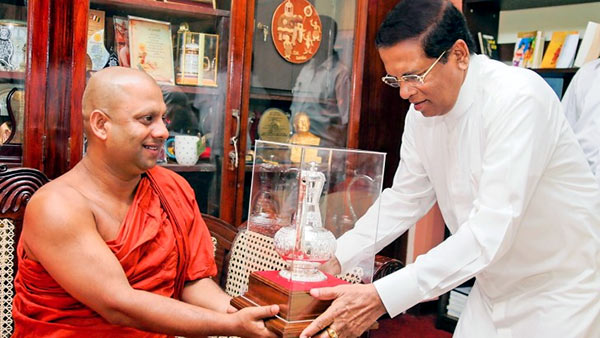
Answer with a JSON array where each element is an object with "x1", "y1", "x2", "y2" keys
[
  {"x1": 91, "y1": 0, "x2": 230, "y2": 19},
  {"x1": 464, "y1": 0, "x2": 597, "y2": 10},
  {"x1": 250, "y1": 92, "x2": 336, "y2": 105},
  {"x1": 161, "y1": 162, "x2": 217, "y2": 172},
  {"x1": 163, "y1": 84, "x2": 222, "y2": 95},
  {"x1": 532, "y1": 67, "x2": 578, "y2": 75},
  {"x1": 0, "y1": 71, "x2": 25, "y2": 81}
]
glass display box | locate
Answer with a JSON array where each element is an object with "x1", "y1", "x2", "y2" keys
[{"x1": 232, "y1": 140, "x2": 386, "y2": 337}]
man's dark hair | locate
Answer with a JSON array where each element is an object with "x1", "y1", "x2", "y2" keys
[{"x1": 375, "y1": 0, "x2": 476, "y2": 61}]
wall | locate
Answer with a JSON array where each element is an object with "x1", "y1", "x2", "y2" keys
[{"x1": 498, "y1": 2, "x2": 600, "y2": 43}]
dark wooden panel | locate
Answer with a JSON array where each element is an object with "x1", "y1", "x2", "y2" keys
[
  {"x1": 222, "y1": 0, "x2": 249, "y2": 224},
  {"x1": 463, "y1": 0, "x2": 500, "y2": 53},
  {"x1": 356, "y1": 0, "x2": 412, "y2": 263},
  {"x1": 23, "y1": 0, "x2": 50, "y2": 171},
  {"x1": 43, "y1": 0, "x2": 88, "y2": 178},
  {"x1": 346, "y1": 0, "x2": 369, "y2": 149}
]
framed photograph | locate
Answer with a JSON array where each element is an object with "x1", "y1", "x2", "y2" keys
[
  {"x1": 128, "y1": 16, "x2": 175, "y2": 85},
  {"x1": 0, "y1": 20, "x2": 27, "y2": 72},
  {"x1": 175, "y1": 28, "x2": 219, "y2": 87}
]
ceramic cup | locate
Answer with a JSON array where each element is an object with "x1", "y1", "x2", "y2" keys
[{"x1": 174, "y1": 135, "x2": 200, "y2": 165}]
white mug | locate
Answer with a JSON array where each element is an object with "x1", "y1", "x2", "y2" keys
[{"x1": 174, "y1": 135, "x2": 200, "y2": 165}]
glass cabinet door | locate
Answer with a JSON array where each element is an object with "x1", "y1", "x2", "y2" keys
[
  {"x1": 241, "y1": 0, "x2": 365, "y2": 223},
  {"x1": 0, "y1": 1, "x2": 27, "y2": 165},
  {"x1": 85, "y1": 0, "x2": 238, "y2": 218}
]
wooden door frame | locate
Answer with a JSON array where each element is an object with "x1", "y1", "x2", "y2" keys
[
  {"x1": 220, "y1": 0, "x2": 252, "y2": 224},
  {"x1": 346, "y1": 0, "x2": 368, "y2": 149},
  {"x1": 231, "y1": 0, "x2": 370, "y2": 225},
  {"x1": 23, "y1": 0, "x2": 87, "y2": 178}
]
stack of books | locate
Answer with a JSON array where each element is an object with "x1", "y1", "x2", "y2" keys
[{"x1": 446, "y1": 286, "x2": 472, "y2": 319}]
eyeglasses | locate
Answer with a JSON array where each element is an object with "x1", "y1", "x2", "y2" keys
[{"x1": 381, "y1": 50, "x2": 447, "y2": 88}]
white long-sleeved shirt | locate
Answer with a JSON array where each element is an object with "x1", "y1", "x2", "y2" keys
[
  {"x1": 337, "y1": 55, "x2": 600, "y2": 337},
  {"x1": 561, "y1": 58, "x2": 600, "y2": 186}
]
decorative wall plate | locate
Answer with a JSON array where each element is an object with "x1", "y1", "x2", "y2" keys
[{"x1": 271, "y1": 0, "x2": 321, "y2": 64}]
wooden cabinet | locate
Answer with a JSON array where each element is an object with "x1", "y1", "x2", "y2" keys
[{"x1": 0, "y1": 0, "x2": 373, "y2": 226}]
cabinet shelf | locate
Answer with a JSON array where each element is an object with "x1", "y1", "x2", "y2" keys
[
  {"x1": 464, "y1": 0, "x2": 597, "y2": 10},
  {"x1": 161, "y1": 162, "x2": 217, "y2": 172},
  {"x1": 0, "y1": 71, "x2": 25, "y2": 81},
  {"x1": 250, "y1": 92, "x2": 336, "y2": 105},
  {"x1": 91, "y1": 0, "x2": 230, "y2": 19},
  {"x1": 163, "y1": 84, "x2": 222, "y2": 95}
]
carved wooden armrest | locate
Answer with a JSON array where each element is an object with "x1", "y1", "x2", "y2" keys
[{"x1": 373, "y1": 255, "x2": 404, "y2": 281}]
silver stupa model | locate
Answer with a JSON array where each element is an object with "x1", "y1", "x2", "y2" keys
[{"x1": 273, "y1": 162, "x2": 337, "y2": 282}]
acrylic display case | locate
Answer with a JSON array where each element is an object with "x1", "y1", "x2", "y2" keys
[{"x1": 231, "y1": 140, "x2": 386, "y2": 337}]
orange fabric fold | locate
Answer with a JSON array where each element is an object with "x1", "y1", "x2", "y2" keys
[{"x1": 12, "y1": 166, "x2": 217, "y2": 337}]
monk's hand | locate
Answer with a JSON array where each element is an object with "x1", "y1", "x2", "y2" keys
[
  {"x1": 233, "y1": 304, "x2": 279, "y2": 338},
  {"x1": 299, "y1": 284, "x2": 386, "y2": 338},
  {"x1": 319, "y1": 257, "x2": 342, "y2": 275}
]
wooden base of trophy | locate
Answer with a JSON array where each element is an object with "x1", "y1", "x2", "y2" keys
[{"x1": 231, "y1": 270, "x2": 348, "y2": 338}]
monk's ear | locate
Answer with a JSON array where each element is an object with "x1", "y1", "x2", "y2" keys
[{"x1": 89, "y1": 109, "x2": 110, "y2": 141}]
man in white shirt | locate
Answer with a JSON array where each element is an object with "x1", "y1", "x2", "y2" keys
[
  {"x1": 300, "y1": 1, "x2": 600, "y2": 338},
  {"x1": 561, "y1": 58, "x2": 600, "y2": 186}
]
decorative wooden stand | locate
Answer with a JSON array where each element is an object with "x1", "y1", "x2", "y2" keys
[{"x1": 231, "y1": 270, "x2": 348, "y2": 338}]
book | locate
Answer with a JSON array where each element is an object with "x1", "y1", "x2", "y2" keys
[
  {"x1": 513, "y1": 31, "x2": 537, "y2": 68},
  {"x1": 128, "y1": 16, "x2": 175, "y2": 85},
  {"x1": 87, "y1": 9, "x2": 109, "y2": 71},
  {"x1": 574, "y1": 21, "x2": 600, "y2": 68},
  {"x1": 556, "y1": 33, "x2": 579, "y2": 68},
  {"x1": 478, "y1": 32, "x2": 499, "y2": 60},
  {"x1": 541, "y1": 31, "x2": 578, "y2": 68},
  {"x1": 531, "y1": 30, "x2": 545, "y2": 68}
]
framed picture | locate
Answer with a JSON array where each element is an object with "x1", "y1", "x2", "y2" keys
[
  {"x1": 128, "y1": 16, "x2": 175, "y2": 85},
  {"x1": 175, "y1": 26, "x2": 219, "y2": 87},
  {"x1": 0, "y1": 20, "x2": 27, "y2": 72}
]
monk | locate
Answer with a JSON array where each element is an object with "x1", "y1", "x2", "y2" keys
[{"x1": 12, "y1": 67, "x2": 279, "y2": 337}]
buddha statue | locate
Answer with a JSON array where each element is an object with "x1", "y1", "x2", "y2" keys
[{"x1": 289, "y1": 112, "x2": 321, "y2": 163}]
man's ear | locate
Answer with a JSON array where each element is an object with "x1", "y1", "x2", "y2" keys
[
  {"x1": 89, "y1": 109, "x2": 110, "y2": 141},
  {"x1": 452, "y1": 39, "x2": 470, "y2": 70}
]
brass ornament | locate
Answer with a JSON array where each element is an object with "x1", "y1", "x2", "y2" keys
[{"x1": 271, "y1": 0, "x2": 322, "y2": 64}]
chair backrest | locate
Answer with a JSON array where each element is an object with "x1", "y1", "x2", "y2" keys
[
  {"x1": 0, "y1": 165, "x2": 49, "y2": 337},
  {"x1": 201, "y1": 214, "x2": 239, "y2": 289},
  {"x1": 224, "y1": 228, "x2": 364, "y2": 297}
]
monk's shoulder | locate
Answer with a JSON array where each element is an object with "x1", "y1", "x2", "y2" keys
[
  {"x1": 148, "y1": 166, "x2": 194, "y2": 197},
  {"x1": 24, "y1": 175, "x2": 93, "y2": 235}
]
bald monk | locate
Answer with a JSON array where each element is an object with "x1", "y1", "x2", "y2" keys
[{"x1": 12, "y1": 67, "x2": 279, "y2": 337}]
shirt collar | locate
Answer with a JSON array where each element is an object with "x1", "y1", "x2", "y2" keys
[
  {"x1": 413, "y1": 53, "x2": 481, "y2": 126},
  {"x1": 442, "y1": 54, "x2": 480, "y2": 123}
]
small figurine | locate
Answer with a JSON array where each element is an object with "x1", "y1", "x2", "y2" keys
[{"x1": 289, "y1": 112, "x2": 321, "y2": 163}]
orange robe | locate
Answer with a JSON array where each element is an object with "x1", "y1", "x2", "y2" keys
[{"x1": 12, "y1": 166, "x2": 217, "y2": 337}]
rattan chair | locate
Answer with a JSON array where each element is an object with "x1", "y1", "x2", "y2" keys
[{"x1": 0, "y1": 165, "x2": 49, "y2": 337}]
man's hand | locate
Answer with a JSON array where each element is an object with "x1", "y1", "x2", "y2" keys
[
  {"x1": 300, "y1": 284, "x2": 386, "y2": 338},
  {"x1": 232, "y1": 304, "x2": 280, "y2": 338}
]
